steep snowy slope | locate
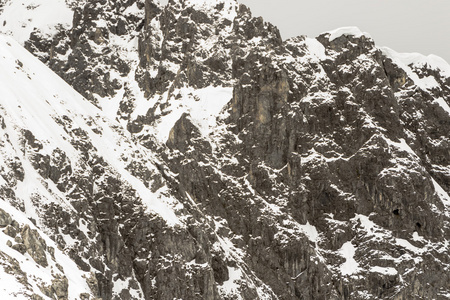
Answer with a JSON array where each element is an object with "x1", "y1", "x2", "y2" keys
[
  {"x1": 0, "y1": 34, "x2": 93, "y2": 299},
  {"x1": 0, "y1": 0, "x2": 449, "y2": 299},
  {"x1": 0, "y1": 34, "x2": 184, "y2": 298},
  {"x1": 0, "y1": 0, "x2": 73, "y2": 44},
  {"x1": 0, "y1": 29, "x2": 276, "y2": 300}
]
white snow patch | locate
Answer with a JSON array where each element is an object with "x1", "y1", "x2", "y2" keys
[
  {"x1": 354, "y1": 214, "x2": 375, "y2": 232},
  {"x1": 220, "y1": 267, "x2": 242, "y2": 294},
  {"x1": 298, "y1": 221, "x2": 319, "y2": 243},
  {"x1": 438, "y1": 292, "x2": 450, "y2": 298},
  {"x1": 113, "y1": 277, "x2": 130, "y2": 295},
  {"x1": 432, "y1": 178, "x2": 450, "y2": 207},
  {"x1": 353, "y1": 214, "x2": 392, "y2": 241},
  {"x1": 184, "y1": 0, "x2": 238, "y2": 20},
  {"x1": 112, "y1": 274, "x2": 143, "y2": 299},
  {"x1": 396, "y1": 139, "x2": 416, "y2": 156},
  {"x1": 412, "y1": 231, "x2": 424, "y2": 242},
  {"x1": 123, "y1": 2, "x2": 144, "y2": 17},
  {"x1": 395, "y1": 238, "x2": 423, "y2": 254},
  {"x1": 304, "y1": 37, "x2": 327, "y2": 60},
  {"x1": 279, "y1": 218, "x2": 321, "y2": 244},
  {"x1": 339, "y1": 241, "x2": 361, "y2": 276},
  {"x1": 99, "y1": 88, "x2": 124, "y2": 120},
  {"x1": 326, "y1": 26, "x2": 371, "y2": 42},
  {"x1": 382, "y1": 46, "x2": 450, "y2": 78},
  {"x1": 152, "y1": 86, "x2": 232, "y2": 143},
  {"x1": 385, "y1": 137, "x2": 419, "y2": 158},
  {"x1": 370, "y1": 266, "x2": 397, "y2": 276},
  {"x1": 380, "y1": 47, "x2": 442, "y2": 90},
  {"x1": 424, "y1": 55, "x2": 450, "y2": 77},
  {"x1": 186, "y1": 86, "x2": 232, "y2": 135},
  {"x1": 0, "y1": 0, "x2": 73, "y2": 44},
  {"x1": 94, "y1": 19, "x2": 108, "y2": 28}
]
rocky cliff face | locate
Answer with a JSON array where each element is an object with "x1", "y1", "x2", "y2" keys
[{"x1": 0, "y1": 0, "x2": 449, "y2": 299}]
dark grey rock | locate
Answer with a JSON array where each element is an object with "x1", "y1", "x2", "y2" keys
[
  {"x1": 0, "y1": 208, "x2": 12, "y2": 227},
  {"x1": 11, "y1": 243, "x2": 27, "y2": 255},
  {"x1": 52, "y1": 275, "x2": 69, "y2": 300},
  {"x1": 21, "y1": 225, "x2": 48, "y2": 267}
]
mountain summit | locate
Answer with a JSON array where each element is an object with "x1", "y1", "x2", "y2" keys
[{"x1": 0, "y1": 0, "x2": 449, "y2": 299}]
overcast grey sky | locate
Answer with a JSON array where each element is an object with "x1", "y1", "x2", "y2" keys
[
  {"x1": 239, "y1": 0, "x2": 450, "y2": 62},
  {"x1": 160, "y1": 0, "x2": 450, "y2": 62}
]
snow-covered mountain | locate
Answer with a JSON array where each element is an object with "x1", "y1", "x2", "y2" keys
[{"x1": 0, "y1": 0, "x2": 449, "y2": 299}]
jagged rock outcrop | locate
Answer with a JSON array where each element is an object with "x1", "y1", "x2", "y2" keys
[
  {"x1": 0, "y1": 208, "x2": 12, "y2": 227},
  {"x1": 0, "y1": 0, "x2": 449, "y2": 299},
  {"x1": 21, "y1": 225, "x2": 48, "y2": 267}
]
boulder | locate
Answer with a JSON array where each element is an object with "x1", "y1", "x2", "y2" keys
[{"x1": 21, "y1": 225, "x2": 48, "y2": 267}]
